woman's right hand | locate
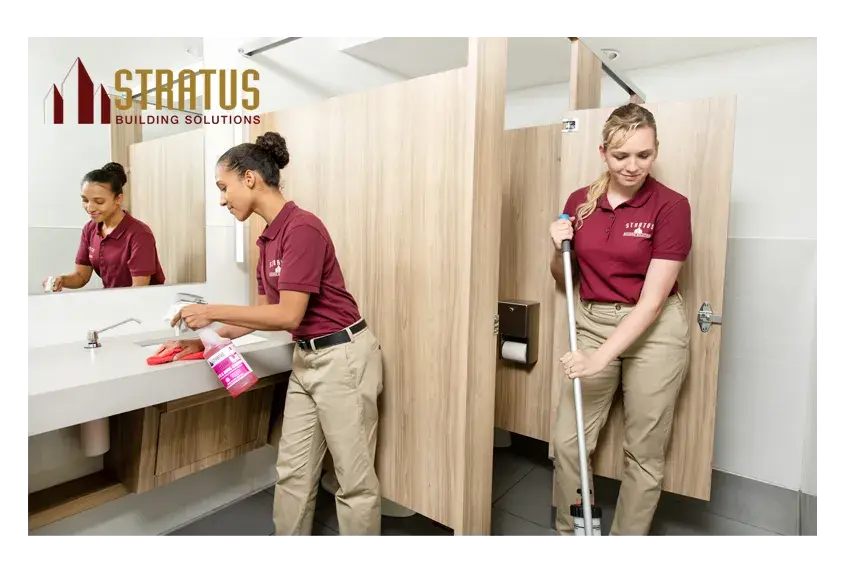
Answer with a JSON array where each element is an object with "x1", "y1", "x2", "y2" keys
[
  {"x1": 154, "y1": 338, "x2": 204, "y2": 360},
  {"x1": 549, "y1": 216, "x2": 574, "y2": 251},
  {"x1": 43, "y1": 275, "x2": 63, "y2": 292}
]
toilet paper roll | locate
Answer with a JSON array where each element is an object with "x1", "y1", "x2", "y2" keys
[{"x1": 501, "y1": 341, "x2": 528, "y2": 363}]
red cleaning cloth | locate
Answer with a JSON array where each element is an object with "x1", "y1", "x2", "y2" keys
[{"x1": 146, "y1": 347, "x2": 205, "y2": 366}]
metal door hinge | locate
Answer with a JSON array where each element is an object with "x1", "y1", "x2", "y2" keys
[
  {"x1": 493, "y1": 314, "x2": 500, "y2": 335},
  {"x1": 697, "y1": 301, "x2": 722, "y2": 333}
]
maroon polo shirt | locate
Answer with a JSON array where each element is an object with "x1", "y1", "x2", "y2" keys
[
  {"x1": 256, "y1": 201, "x2": 362, "y2": 341},
  {"x1": 75, "y1": 212, "x2": 166, "y2": 289},
  {"x1": 563, "y1": 175, "x2": 692, "y2": 305}
]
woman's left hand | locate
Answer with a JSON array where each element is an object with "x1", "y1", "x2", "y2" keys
[
  {"x1": 560, "y1": 349, "x2": 606, "y2": 379},
  {"x1": 173, "y1": 304, "x2": 214, "y2": 330}
]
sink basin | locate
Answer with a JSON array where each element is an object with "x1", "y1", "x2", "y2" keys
[{"x1": 138, "y1": 333, "x2": 268, "y2": 352}]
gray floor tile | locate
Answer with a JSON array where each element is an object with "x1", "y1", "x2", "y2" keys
[
  {"x1": 493, "y1": 465, "x2": 554, "y2": 527},
  {"x1": 701, "y1": 470, "x2": 798, "y2": 535},
  {"x1": 492, "y1": 509, "x2": 556, "y2": 536},
  {"x1": 315, "y1": 486, "x2": 451, "y2": 536},
  {"x1": 168, "y1": 449, "x2": 792, "y2": 538},
  {"x1": 492, "y1": 448, "x2": 538, "y2": 502},
  {"x1": 652, "y1": 504, "x2": 778, "y2": 536},
  {"x1": 314, "y1": 488, "x2": 340, "y2": 532},
  {"x1": 169, "y1": 491, "x2": 274, "y2": 535}
]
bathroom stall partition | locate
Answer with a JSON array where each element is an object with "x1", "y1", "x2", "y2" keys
[
  {"x1": 495, "y1": 126, "x2": 562, "y2": 442},
  {"x1": 496, "y1": 96, "x2": 737, "y2": 501},
  {"x1": 248, "y1": 38, "x2": 508, "y2": 534}
]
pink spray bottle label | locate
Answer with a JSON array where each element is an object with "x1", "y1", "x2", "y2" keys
[
  {"x1": 206, "y1": 343, "x2": 254, "y2": 391},
  {"x1": 197, "y1": 326, "x2": 258, "y2": 398}
]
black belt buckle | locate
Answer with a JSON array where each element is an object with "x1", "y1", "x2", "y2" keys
[{"x1": 297, "y1": 319, "x2": 366, "y2": 351}]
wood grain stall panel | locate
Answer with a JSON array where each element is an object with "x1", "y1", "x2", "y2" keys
[
  {"x1": 249, "y1": 39, "x2": 507, "y2": 533},
  {"x1": 550, "y1": 97, "x2": 736, "y2": 500},
  {"x1": 129, "y1": 128, "x2": 206, "y2": 285},
  {"x1": 495, "y1": 125, "x2": 561, "y2": 442}
]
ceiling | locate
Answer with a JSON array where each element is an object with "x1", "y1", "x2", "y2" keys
[
  {"x1": 342, "y1": 37, "x2": 799, "y2": 91},
  {"x1": 24, "y1": 31, "x2": 824, "y2": 98}
]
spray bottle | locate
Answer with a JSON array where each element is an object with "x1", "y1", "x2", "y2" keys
[
  {"x1": 198, "y1": 324, "x2": 258, "y2": 398},
  {"x1": 571, "y1": 488, "x2": 602, "y2": 536}
]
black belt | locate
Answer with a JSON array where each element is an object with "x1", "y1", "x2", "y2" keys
[{"x1": 296, "y1": 319, "x2": 367, "y2": 351}]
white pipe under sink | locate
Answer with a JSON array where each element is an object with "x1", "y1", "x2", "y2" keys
[{"x1": 80, "y1": 417, "x2": 110, "y2": 457}]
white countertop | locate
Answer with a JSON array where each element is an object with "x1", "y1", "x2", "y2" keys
[{"x1": 28, "y1": 328, "x2": 294, "y2": 436}]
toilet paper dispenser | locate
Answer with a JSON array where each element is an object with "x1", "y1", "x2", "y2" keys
[{"x1": 498, "y1": 300, "x2": 540, "y2": 365}]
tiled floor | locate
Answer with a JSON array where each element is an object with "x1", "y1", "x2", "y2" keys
[{"x1": 169, "y1": 434, "x2": 783, "y2": 536}]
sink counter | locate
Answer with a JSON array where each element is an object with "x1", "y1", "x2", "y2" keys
[{"x1": 29, "y1": 328, "x2": 294, "y2": 436}]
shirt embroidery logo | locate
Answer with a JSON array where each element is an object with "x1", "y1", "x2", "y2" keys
[
  {"x1": 268, "y1": 259, "x2": 282, "y2": 278},
  {"x1": 623, "y1": 221, "x2": 654, "y2": 239}
]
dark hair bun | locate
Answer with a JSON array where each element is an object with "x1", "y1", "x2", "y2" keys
[
  {"x1": 255, "y1": 132, "x2": 290, "y2": 170},
  {"x1": 101, "y1": 162, "x2": 127, "y2": 188}
]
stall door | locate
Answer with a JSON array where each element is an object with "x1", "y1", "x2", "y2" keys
[{"x1": 549, "y1": 96, "x2": 736, "y2": 501}]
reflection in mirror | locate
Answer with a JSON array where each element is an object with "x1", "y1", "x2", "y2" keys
[
  {"x1": 28, "y1": 37, "x2": 207, "y2": 295},
  {"x1": 43, "y1": 162, "x2": 167, "y2": 292}
]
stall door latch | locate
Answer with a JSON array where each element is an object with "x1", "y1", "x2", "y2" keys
[{"x1": 697, "y1": 301, "x2": 723, "y2": 333}]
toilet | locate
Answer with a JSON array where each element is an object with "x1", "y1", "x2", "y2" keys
[{"x1": 494, "y1": 427, "x2": 512, "y2": 448}]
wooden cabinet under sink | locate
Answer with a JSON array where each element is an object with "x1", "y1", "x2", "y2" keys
[
  {"x1": 28, "y1": 372, "x2": 289, "y2": 531},
  {"x1": 106, "y1": 374, "x2": 283, "y2": 493}
]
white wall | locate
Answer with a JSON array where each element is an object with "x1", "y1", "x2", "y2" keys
[
  {"x1": 801, "y1": 240, "x2": 824, "y2": 497},
  {"x1": 506, "y1": 38, "x2": 817, "y2": 490}
]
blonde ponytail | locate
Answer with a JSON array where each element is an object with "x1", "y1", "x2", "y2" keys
[{"x1": 575, "y1": 171, "x2": 610, "y2": 230}]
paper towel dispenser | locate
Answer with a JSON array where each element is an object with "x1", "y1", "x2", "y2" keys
[{"x1": 498, "y1": 300, "x2": 540, "y2": 365}]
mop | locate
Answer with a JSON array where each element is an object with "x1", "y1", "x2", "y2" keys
[{"x1": 558, "y1": 213, "x2": 599, "y2": 536}]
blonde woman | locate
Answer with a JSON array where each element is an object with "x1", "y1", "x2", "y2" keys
[{"x1": 549, "y1": 103, "x2": 692, "y2": 535}]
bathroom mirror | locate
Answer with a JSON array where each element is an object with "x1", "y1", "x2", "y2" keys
[{"x1": 28, "y1": 37, "x2": 208, "y2": 295}]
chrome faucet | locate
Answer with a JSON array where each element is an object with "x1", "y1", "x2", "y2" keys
[
  {"x1": 85, "y1": 318, "x2": 141, "y2": 349},
  {"x1": 177, "y1": 292, "x2": 207, "y2": 305}
]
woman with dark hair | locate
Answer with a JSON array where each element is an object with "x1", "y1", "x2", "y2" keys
[
  {"x1": 161, "y1": 132, "x2": 383, "y2": 536},
  {"x1": 44, "y1": 162, "x2": 166, "y2": 291}
]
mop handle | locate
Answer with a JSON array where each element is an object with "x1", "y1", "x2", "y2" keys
[{"x1": 558, "y1": 213, "x2": 594, "y2": 535}]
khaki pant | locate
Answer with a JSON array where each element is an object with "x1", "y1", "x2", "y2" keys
[
  {"x1": 273, "y1": 326, "x2": 383, "y2": 535},
  {"x1": 553, "y1": 294, "x2": 690, "y2": 536}
]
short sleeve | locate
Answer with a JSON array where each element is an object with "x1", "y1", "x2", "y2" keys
[
  {"x1": 562, "y1": 188, "x2": 587, "y2": 223},
  {"x1": 562, "y1": 192, "x2": 579, "y2": 220},
  {"x1": 277, "y1": 226, "x2": 327, "y2": 294},
  {"x1": 127, "y1": 232, "x2": 158, "y2": 277},
  {"x1": 651, "y1": 199, "x2": 692, "y2": 261},
  {"x1": 75, "y1": 226, "x2": 92, "y2": 266},
  {"x1": 255, "y1": 256, "x2": 266, "y2": 296}
]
